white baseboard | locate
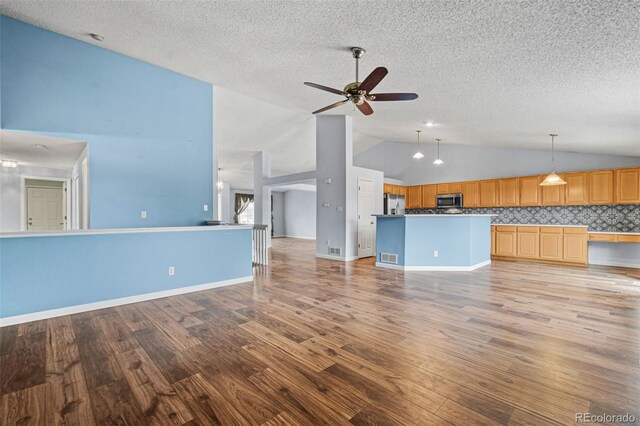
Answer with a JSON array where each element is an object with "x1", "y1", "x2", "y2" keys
[
  {"x1": 283, "y1": 235, "x2": 316, "y2": 240},
  {"x1": 589, "y1": 260, "x2": 640, "y2": 269},
  {"x1": 376, "y1": 260, "x2": 491, "y2": 272},
  {"x1": 316, "y1": 254, "x2": 358, "y2": 262},
  {"x1": 0, "y1": 275, "x2": 253, "y2": 327}
]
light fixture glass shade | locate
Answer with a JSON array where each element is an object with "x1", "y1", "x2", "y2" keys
[
  {"x1": 413, "y1": 151, "x2": 424, "y2": 159},
  {"x1": 540, "y1": 172, "x2": 566, "y2": 186},
  {"x1": 1, "y1": 160, "x2": 18, "y2": 168},
  {"x1": 216, "y1": 180, "x2": 224, "y2": 190},
  {"x1": 433, "y1": 158, "x2": 444, "y2": 165}
]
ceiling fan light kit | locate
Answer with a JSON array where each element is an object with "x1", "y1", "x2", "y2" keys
[
  {"x1": 540, "y1": 133, "x2": 566, "y2": 186},
  {"x1": 304, "y1": 47, "x2": 418, "y2": 116}
]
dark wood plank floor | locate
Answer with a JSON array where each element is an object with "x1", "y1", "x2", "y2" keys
[{"x1": 1, "y1": 238, "x2": 639, "y2": 425}]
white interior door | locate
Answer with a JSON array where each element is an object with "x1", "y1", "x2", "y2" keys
[
  {"x1": 357, "y1": 178, "x2": 375, "y2": 258},
  {"x1": 27, "y1": 187, "x2": 65, "y2": 230}
]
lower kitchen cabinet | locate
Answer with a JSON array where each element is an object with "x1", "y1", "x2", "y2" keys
[{"x1": 491, "y1": 225, "x2": 588, "y2": 266}]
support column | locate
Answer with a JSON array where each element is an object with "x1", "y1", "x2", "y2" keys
[{"x1": 253, "y1": 151, "x2": 272, "y2": 247}]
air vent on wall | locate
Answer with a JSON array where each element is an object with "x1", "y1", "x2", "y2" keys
[
  {"x1": 380, "y1": 252, "x2": 398, "y2": 264},
  {"x1": 328, "y1": 247, "x2": 342, "y2": 256}
]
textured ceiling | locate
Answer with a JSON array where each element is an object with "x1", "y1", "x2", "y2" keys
[
  {"x1": 2, "y1": 0, "x2": 639, "y2": 188},
  {"x1": 0, "y1": 130, "x2": 86, "y2": 168}
]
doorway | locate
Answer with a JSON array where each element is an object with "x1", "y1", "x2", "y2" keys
[
  {"x1": 357, "y1": 177, "x2": 375, "y2": 258},
  {"x1": 24, "y1": 178, "x2": 67, "y2": 230}
]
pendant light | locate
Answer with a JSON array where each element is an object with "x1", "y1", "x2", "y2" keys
[
  {"x1": 216, "y1": 168, "x2": 224, "y2": 190},
  {"x1": 540, "y1": 134, "x2": 566, "y2": 186},
  {"x1": 412, "y1": 130, "x2": 424, "y2": 159},
  {"x1": 433, "y1": 139, "x2": 444, "y2": 165}
]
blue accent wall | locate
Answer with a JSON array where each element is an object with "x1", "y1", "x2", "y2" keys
[
  {"x1": 0, "y1": 229, "x2": 252, "y2": 319},
  {"x1": 376, "y1": 216, "x2": 491, "y2": 267},
  {"x1": 0, "y1": 16, "x2": 214, "y2": 228}
]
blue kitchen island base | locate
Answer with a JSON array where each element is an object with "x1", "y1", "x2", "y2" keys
[{"x1": 375, "y1": 215, "x2": 494, "y2": 271}]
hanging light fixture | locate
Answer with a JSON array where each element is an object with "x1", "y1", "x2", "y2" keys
[
  {"x1": 216, "y1": 168, "x2": 224, "y2": 190},
  {"x1": 412, "y1": 130, "x2": 424, "y2": 159},
  {"x1": 433, "y1": 139, "x2": 444, "y2": 165},
  {"x1": 540, "y1": 133, "x2": 566, "y2": 186}
]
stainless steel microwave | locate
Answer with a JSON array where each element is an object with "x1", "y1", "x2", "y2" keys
[{"x1": 436, "y1": 193, "x2": 463, "y2": 209}]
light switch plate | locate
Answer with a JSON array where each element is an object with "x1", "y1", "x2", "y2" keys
[
  {"x1": 203, "y1": 204, "x2": 209, "y2": 211},
  {"x1": 141, "y1": 211, "x2": 147, "y2": 219}
]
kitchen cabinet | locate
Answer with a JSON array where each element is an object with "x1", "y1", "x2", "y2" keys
[
  {"x1": 539, "y1": 227, "x2": 563, "y2": 261},
  {"x1": 437, "y1": 183, "x2": 462, "y2": 194},
  {"x1": 495, "y1": 226, "x2": 517, "y2": 257},
  {"x1": 516, "y1": 227, "x2": 539, "y2": 258},
  {"x1": 397, "y1": 186, "x2": 407, "y2": 197},
  {"x1": 406, "y1": 186, "x2": 422, "y2": 209},
  {"x1": 499, "y1": 178, "x2": 519, "y2": 207},
  {"x1": 479, "y1": 180, "x2": 499, "y2": 207},
  {"x1": 563, "y1": 228, "x2": 588, "y2": 264},
  {"x1": 615, "y1": 168, "x2": 640, "y2": 204},
  {"x1": 564, "y1": 172, "x2": 589, "y2": 205},
  {"x1": 421, "y1": 184, "x2": 437, "y2": 208},
  {"x1": 589, "y1": 170, "x2": 614, "y2": 205},
  {"x1": 462, "y1": 181, "x2": 480, "y2": 208},
  {"x1": 491, "y1": 228, "x2": 496, "y2": 256},
  {"x1": 540, "y1": 174, "x2": 566, "y2": 206},
  {"x1": 383, "y1": 183, "x2": 393, "y2": 194},
  {"x1": 518, "y1": 175, "x2": 542, "y2": 206}
]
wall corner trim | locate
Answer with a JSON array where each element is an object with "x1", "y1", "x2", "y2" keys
[{"x1": 0, "y1": 275, "x2": 253, "y2": 327}]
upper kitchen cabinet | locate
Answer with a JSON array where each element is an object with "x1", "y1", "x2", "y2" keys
[
  {"x1": 519, "y1": 175, "x2": 542, "y2": 206},
  {"x1": 383, "y1": 183, "x2": 394, "y2": 194},
  {"x1": 499, "y1": 178, "x2": 519, "y2": 207},
  {"x1": 541, "y1": 174, "x2": 566, "y2": 206},
  {"x1": 479, "y1": 180, "x2": 499, "y2": 207},
  {"x1": 421, "y1": 184, "x2": 437, "y2": 208},
  {"x1": 462, "y1": 181, "x2": 480, "y2": 208},
  {"x1": 406, "y1": 186, "x2": 423, "y2": 209},
  {"x1": 437, "y1": 183, "x2": 462, "y2": 194},
  {"x1": 615, "y1": 168, "x2": 640, "y2": 204},
  {"x1": 564, "y1": 172, "x2": 589, "y2": 205},
  {"x1": 589, "y1": 170, "x2": 614, "y2": 205}
]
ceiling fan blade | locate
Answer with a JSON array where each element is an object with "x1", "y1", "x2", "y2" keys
[
  {"x1": 369, "y1": 93, "x2": 419, "y2": 101},
  {"x1": 312, "y1": 99, "x2": 348, "y2": 114},
  {"x1": 358, "y1": 67, "x2": 388, "y2": 93},
  {"x1": 357, "y1": 101, "x2": 374, "y2": 116},
  {"x1": 304, "y1": 82, "x2": 345, "y2": 96}
]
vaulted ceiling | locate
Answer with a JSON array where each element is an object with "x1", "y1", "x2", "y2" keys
[{"x1": 2, "y1": 1, "x2": 639, "y2": 188}]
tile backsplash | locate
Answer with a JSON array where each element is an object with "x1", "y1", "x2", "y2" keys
[{"x1": 406, "y1": 204, "x2": 640, "y2": 232}]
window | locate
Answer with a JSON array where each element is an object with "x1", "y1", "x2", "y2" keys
[{"x1": 237, "y1": 200, "x2": 254, "y2": 224}]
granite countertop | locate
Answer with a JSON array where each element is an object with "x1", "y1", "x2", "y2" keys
[
  {"x1": 493, "y1": 223, "x2": 588, "y2": 228},
  {"x1": 374, "y1": 214, "x2": 496, "y2": 217}
]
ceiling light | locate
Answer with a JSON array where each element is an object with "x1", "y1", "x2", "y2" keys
[
  {"x1": 433, "y1": 139, "x2": 444, "y2": 165},
  {"x1": 216, "y1": 168, "x2": 224, "y2": 190},
  {"x1": 540, "y1": 134, "x2": 566, "y2": 186},
  {"x1": 32, "y1": 144, "x2": 48, "y2": 149},
  {"x1": 413, "y1": 130, "x2": 424, "y2": 159},
  {"x1": 425, "y1": 122, "x2": 435, "y2": 127},
  {"x1": 89, "y1": 33, "x2": 104, "y2": 42},
  {"x1": 1, "y1": 160, "x2": 18, "y2": 168}
]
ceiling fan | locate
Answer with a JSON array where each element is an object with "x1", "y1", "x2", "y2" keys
[{"x1": 304, "y1": 47, "x2": 418, "y2": 116}]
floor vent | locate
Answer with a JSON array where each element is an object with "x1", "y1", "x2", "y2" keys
[
  {"x1": 328, "y1": 247, "x2": 342, "y2": 256},
  {"x1": 380, "y1": 252, "x2": 398, "y2": 264}
]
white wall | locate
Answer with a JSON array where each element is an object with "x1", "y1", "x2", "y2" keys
[
  {"x1": 272, "y1": 191, "x2": 285, "y2": 236},
  {"x1": 1, "y1": 165, "x2": 73, "y2": 232},
  {"x1": 355, "y1": 141, "x2": 640, "y2": 184},
  {"x1": 218, "y1": 182, "x2": 231, "y2": 223},
  {"x1": 283, "y1": 190, "x2": 316, "y2": 239}
]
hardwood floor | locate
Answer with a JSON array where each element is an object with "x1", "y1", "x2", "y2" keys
[{"x1": 1, "y1": 237, "x2": 639, "y2": 425}]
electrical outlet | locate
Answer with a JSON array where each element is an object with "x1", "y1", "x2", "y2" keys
[
  {"x1": 168, "y1": 266, "x2": 175, "y2": 276},
  {"x1": 433, "y1": 250, "x2": 439, "y2": 258},
  {"x1": 203, "y1": 204, "x2": 209, "y2": 211},
  {"x1": 326, "y1": 240, "x2": 330, "y2": 246},
  {"x1": 140, "y1": 211, "x2": 147, "y2": 219}
]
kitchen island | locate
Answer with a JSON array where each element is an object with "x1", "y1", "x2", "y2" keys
[{"x1": 374, "y1": 214, "x2": 494, "y2": 271}]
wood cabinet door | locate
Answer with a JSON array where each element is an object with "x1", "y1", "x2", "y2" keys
[
  {"x1": 462, "y1": 181, "x2": 480, "y2": 207},
  {"x1": 499, "y1": 178, "x2": 519, "y2": 206},
  {"x1": 539, "y1": 229, "x2": 563, "y2": 261},
  {"x1": 421, "y1": 184, "x2": 437, "y2": 208},
  {"x1": 517, "y1": 227, "x2": 539, "y2": 259},
  {"x1": 479, "y1": 180, "x2": 499, "y2": 207},
  {"x1": 495, "y1": 230, "x2": 516, "y2": 257},
  {"x1": 491, "y1": 229, "x2": 496, "y2": 256},
  {"x1": 541, "y1": 174, "x2": 566, "y2": 206},
  {"x1": 449, "y1": 183, "x2": 462, "y2": 193},
  {"x1": 383, "y1": 183, "x2": 393, "y2": 194},
  {"x1": 397, "y1": 186, "x2": 407, "y2": 197},
  {"x1": 589, "y1": 170, "x2": 613, "y2": 204},
  {"x1": 406, "y1": 186, "x2": 422, "y2": 209},
  {"x1": 518, "y1": 175, "x2": 542, "y2": 206},
  {"x1": 615, "y1": 168, "x2": 640, "y2": 204},
  {"x1": 436, "y1": 184, "x2": 450, "y2": 194},
  {"x1": 563, "y1": 233, "x2": 587, "y2": 264},
  {"x1": 564, "y1": 172, "x2": 589, "y2": 205}
]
